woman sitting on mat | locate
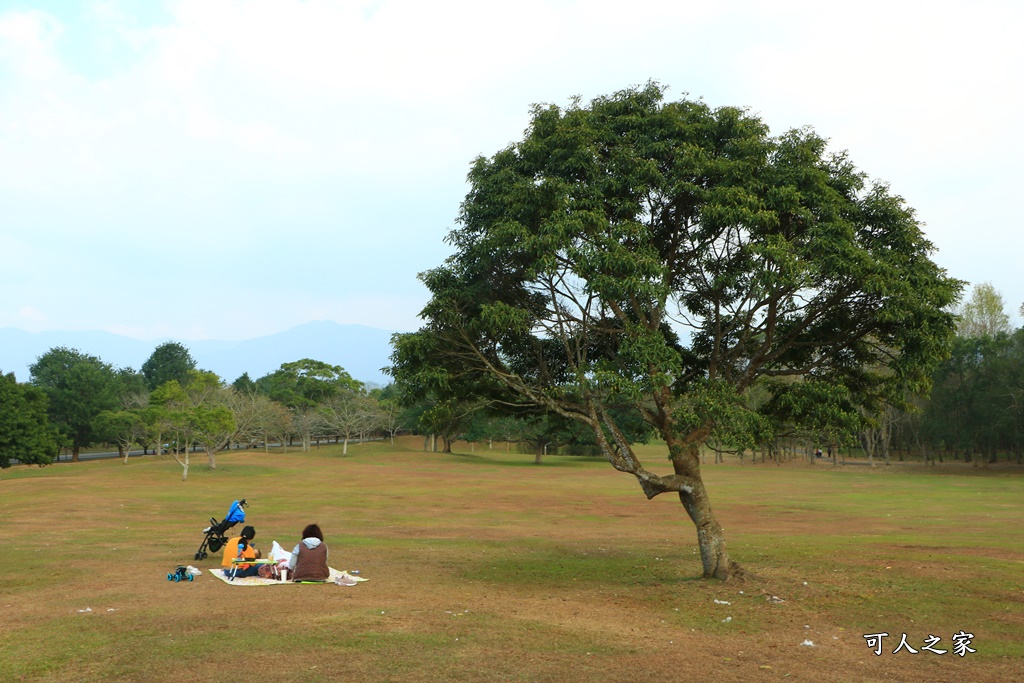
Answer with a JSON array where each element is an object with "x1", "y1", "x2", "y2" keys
[
  {"x1": 288, "y1": 523, "x2": 330, "y2": 582},
  {"x1": 221, "y1": 525, "x2": 262, "y2": 578}
]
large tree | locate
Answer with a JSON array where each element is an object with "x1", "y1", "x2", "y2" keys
[
  {"x1": 0, "y1": 371, "x2": 60, "y2": 468},
  {"x1": 29, "y1": 347, "x2": 120, "y2": 461},
  {"x1": 141, "y1": 342, "x2": 197, "y2": 391},
  {"x1": 391, "y1": 84, "x2": 961, "y2": 580}
]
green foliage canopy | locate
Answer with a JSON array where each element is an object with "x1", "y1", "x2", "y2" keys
[
  {"x1": 29, "y1": 347, "x2": 119, "y2": 457},
  {"x1": 924, "y1": 329, "x2": 1024, "y2": 459},
  {"x1": 256, "y1": 358, "x2": 363, "y2": 409},
  {"x1": 141, "y1": 342, "x2": 197, "y2": 391},
  {"x1": 956, "y1": 282, "x2": 1011, "y2": 338},
  {"x1": 403, "y1": 82, "x2": 960, "y2": 458},
  {"x1": 0, "y1": 371, "x2": 60, "y2": 468}
]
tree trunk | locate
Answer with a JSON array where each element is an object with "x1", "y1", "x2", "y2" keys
[
  {"x1": 668, "y1": 436, "x2": 734, "y2": 580},
  {"x1": 72, "y1": 445, "x2": 80, "y2": 463},
  {"x1": 534, "y1": 443, "x2": 543, "y2": 465},
  {"x1": 343, "y1": 436, "x2": 349, "y2": 455},
  {"x1": 171, "y1": 444, "x2": 190, "y2": 481},
  {"x1": 587, "y1": 404, "x2": 736, "y2": 581}
]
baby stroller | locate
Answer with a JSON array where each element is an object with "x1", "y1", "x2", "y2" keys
[{"x1": 194, "y1": 499, "x2": 247, "y2": 561}]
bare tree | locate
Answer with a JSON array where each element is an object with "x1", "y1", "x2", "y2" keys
[
  {"x1": 291, "y1": 408, "x2": 321, "y2": 452},
  {"x1": 377, "y1": 398, "x2": 405, "y2": 445},
  {"x1": 227, "y1": 390, "x2": 281, "y2": 449},
  {"x1": 263, "y1": 402, "x2": 293, "y2": 454},
  {"x1": 321, "y1": 390, "x2": 372, "y2": 455}
]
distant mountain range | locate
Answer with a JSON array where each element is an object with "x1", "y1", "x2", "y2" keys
[{"x1": 0, "y1": 321, "x2": 400, "y2": 387}]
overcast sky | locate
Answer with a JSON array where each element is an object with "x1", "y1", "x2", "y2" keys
[{"x1": 1, "y1": 0, "x2": 1021, "y2": 341}]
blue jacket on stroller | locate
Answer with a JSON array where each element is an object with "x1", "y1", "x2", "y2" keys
[{"x1": 194, "y1": 499, "x2": 247, "y2": 561}]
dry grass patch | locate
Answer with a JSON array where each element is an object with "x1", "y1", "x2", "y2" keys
[{"x1": 1, "y1": 437, "x2": 1021, "y2": 682}]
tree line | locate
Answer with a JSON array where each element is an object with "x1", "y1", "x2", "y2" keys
[
  {"x1": 7, "y1": 291, "x2": 1013, "y2": 476},
  {"x1": 0, "y1": 342, "x2": 404, "y2": 479},
  {"x1": 864, "y1": 283, "x2": 1024, "y2": 466},
  {"x1": 1, "y1": 339, "x2": 614, "y2": 477}
]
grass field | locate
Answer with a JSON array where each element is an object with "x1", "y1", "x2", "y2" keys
[{"x1": 1, "y1": 437, "x2": 1021, "y2": 682}]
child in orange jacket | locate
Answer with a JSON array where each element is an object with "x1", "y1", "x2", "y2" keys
[{"x1": 221, "y1": 525, "x2": 262, "y2": 577}]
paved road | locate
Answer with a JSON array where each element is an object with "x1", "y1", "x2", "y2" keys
[
  {"x1": 62, "y1": 449, "x2": 149, "y2": 462},
  {"x1": 51, "y1": 445, "x2": 272, "y2": 463}
]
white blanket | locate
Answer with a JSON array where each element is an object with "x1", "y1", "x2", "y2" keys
[{"x1": 210, "y1": 566, "x2": 367, "y2": 586}]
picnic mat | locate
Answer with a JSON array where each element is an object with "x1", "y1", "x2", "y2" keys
[{"x1": 210, "y1": 567, "x2": 368, "y2": 587}]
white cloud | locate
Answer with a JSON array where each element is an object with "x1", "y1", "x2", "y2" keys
[{"x1": 0, "y1": 0, "x2": 1022, "y2": 337}]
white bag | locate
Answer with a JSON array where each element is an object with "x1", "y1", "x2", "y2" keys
[{"x1": 270, "y1": 540, "x2": 293, "y2": 563}]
